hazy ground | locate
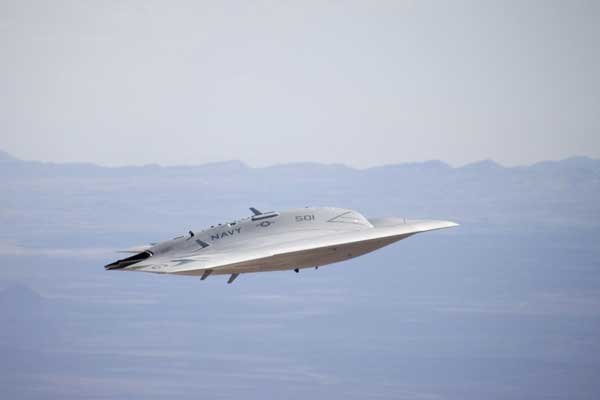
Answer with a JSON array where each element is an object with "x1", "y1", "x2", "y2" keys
[{"x1": 1, "y1": 151, "x2": 599, "y2": 399}]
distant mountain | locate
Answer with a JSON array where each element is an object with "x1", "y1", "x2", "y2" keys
[
  {"x1": 0, "y1": 149, "x2": 16, "y2": 162},
  {"x1": 0, "y1": 284, "x2": 42, "y2": 308},
  {"x1": 0, "y1": 149, "x2": 599, "y2": 248},
  {"x1": 0, "y1": 284, "x2": 45, "y2": 321},
  {"x1": 1, "y1": 149, "x2": 599, "y2": 178},
  {"x1": 0, "y1": 150, "x2": 250, "y2": 178}
]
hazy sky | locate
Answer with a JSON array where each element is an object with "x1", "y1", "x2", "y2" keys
[{"x1": 1, "y1": 0, "x2": 599, "y2": 167}]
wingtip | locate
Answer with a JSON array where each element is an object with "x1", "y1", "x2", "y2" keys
[
  {"x1": 410, "y1": 219, "x2": 460, "y2": 232},
  {"x1": 435, "y1": 220, "x2": 460, "y2": 230}
]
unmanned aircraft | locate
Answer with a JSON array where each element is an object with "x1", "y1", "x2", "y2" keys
[{"x1": 104, "y1": 207, "x2": 458, "y2": 283}]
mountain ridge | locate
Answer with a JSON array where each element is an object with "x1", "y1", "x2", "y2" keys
[{"x1": 1, "y1": 149, "x2": 598, "y2": 174}]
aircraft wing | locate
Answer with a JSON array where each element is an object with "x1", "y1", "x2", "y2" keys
[{"x1": 125, "y1": 219, "x2": 457, "y2": 276}]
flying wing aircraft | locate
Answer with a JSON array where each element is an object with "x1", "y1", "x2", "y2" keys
[{"x1": 104, "y1": 207, "x2": 458, "y2": 284}]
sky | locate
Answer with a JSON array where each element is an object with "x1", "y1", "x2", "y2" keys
[{"x1": 1, "y1": 0, "x2": 599, "y2": 167}]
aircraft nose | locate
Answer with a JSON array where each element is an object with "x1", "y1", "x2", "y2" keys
[{"x1": 104, "y1": 250, "x2": 153, "y2": 270}]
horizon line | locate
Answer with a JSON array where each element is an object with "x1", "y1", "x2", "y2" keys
[{"x1": 0, "y1": 149, "x2": 598, "y2": 171}]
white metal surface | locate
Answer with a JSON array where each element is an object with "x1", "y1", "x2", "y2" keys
[{"x1": 104, "y1": 207, "x2": 458, "y2": 282}]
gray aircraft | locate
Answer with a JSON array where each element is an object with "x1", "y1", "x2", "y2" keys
[{"x1": 104, "y1": 207, "x2": 458, "y2": 283}]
